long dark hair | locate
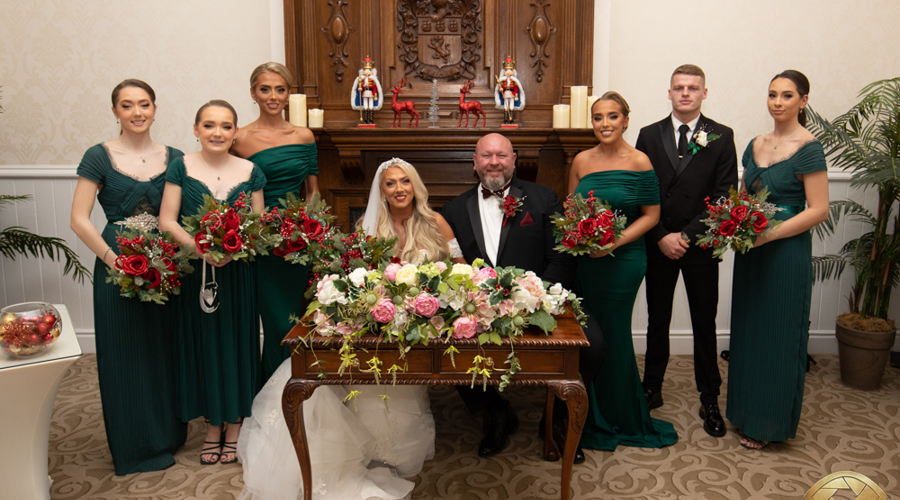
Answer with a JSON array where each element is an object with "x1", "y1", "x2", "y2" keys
[{"x1": 771, "y1": 70, "x2": 810, "y2": 126}]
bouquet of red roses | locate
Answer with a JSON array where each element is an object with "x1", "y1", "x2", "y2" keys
[
  {"x1": 106, "y1": 213, "x2": 194, "y2": 304},
  {"x1": 260, "y1": 193, "x2": 335, "y2": 265},
  {"x1": 551, "y1": 190, "x2": 627, "y2": 256},
  {"x1": 182, "y1": 192, "x2": 277, "y2": 263},
  {"x1": 695, "y1": 187, "x2": 783, "y2": 258}
]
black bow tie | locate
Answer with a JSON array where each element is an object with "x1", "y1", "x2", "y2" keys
[{"x1": 481, "y1": 182, "x2": 511, "y2": 199}]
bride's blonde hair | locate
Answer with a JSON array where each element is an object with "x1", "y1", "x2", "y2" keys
[{"x1": 373, "y1": 159, "x2": 449, "y2": 263}]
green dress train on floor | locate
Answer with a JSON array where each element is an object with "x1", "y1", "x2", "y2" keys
[
  {"x1": 726, "y1": 140, "x2": 826, "y2": 442},
  {"x1": 167, "y1": 157, "x2": 266, "y2": 426},
  {"x1": 248, "y1": 143, "x2": 318, "y2": 381},
  {"x1": 76, "y1": 144, "x2": 187, "y2": 475},
  {"x1": 574, "y1": 169, "x2": 679, "y2": 451}
]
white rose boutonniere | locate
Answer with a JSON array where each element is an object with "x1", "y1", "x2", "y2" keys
[{"x1": 688, "y1": 125, "x2": 721, "y2": 155}]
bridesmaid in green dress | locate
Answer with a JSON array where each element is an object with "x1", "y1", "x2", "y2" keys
[
  {"x1": 726, "y1": 70, "x2": 828, "y2": 450},
  {"x1": 568, "y1": 92, "x2": 678, "y2": 451},
  {"x1": 70, "y1": 79, "x2": 187, "y2": 474},
  {"x1": 231, "y1": 62, "x2": 319, "y2": 382},
  {"x1": 159, "y1": 100, "x2": 266, "y2": 465}
]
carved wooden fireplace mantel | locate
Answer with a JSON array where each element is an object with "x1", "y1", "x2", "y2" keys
[{"x1": 285, "y1": 0, "x2": 597, "y2": 228}]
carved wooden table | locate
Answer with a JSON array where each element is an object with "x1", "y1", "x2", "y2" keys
[{"x1": 281, "y1": 315, "x2": 589, "y2": 500}]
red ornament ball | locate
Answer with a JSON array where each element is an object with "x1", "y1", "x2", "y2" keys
[
  {"x1": 36, "y1": 322, "x2": 52, "y2": 336},
  {"x1": 42, "y1": 314, "x2": 57, "y2": 325},
  {"x1": 26, "y1": 333, "x2": 42, "y2": 346},
  {"x1": 42, "y1": 334, "x2": 53, "y2": 343}
]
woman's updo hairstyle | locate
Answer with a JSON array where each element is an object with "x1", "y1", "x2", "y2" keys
[
  {"x1": 194, "y1": 100, "x2": 238, "y2": 126},
  {"x1": 591, "y1": 91, "x2": 632, "y2": 131},
  {"x1": 771, "y1": 70, "x2": 810, "y2": 126},
  {"x1": 111, "y1": 79, "x2": 156, "y2": 107},
  {"x1": 250, "y1": 62, "x2": 294, "y2": 89}
]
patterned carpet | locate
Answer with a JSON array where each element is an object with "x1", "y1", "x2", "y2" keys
[{"x1": 49, "y1": 354, "x2": 899, "y2": 499}]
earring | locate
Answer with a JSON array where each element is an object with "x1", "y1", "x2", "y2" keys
[
  {"x1": 196, "y1": 138, "x2": 199, "y2": 143},
  {"x1": 116, "y1": 119, "x2": 119, "y2": 124}
]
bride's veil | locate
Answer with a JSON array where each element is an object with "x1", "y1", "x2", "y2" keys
[{"x1": 360, "y1": 158, "x2": 413, "y2": 237}]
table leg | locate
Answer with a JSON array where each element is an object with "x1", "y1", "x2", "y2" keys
[
  {"x1": 549, "y1": 380, "x2": 588, "y2": 500},
  {"x1": 282, "y1": 379, "x2": 319, "y2": 500}
]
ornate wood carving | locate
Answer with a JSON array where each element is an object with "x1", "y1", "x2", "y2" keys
[
  {"x1": 397, "y1": 0, "x2": 483, "y2": 81},
  {"x1": 322, "y1": 0, "x2": 354, "y2": 82},
  {"x1": 525, "y1": 0, "x2": 557, "y2": 83}
]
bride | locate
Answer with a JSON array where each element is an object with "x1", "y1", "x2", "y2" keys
[{"x1": 238, "y1": 158, "x2": 464, "y2": 500}]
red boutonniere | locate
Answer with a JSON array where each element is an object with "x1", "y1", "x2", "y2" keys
[{"x1": 500, "y1": 195, "x2": 525, "y2": 226}]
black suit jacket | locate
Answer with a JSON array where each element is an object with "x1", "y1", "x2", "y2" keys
[
  {"x1": 442, "y1": 177, "x2": 574, "y2": 289},
  {"x1": 636, "y1": 113, "x2": 738, "y2": 263}
]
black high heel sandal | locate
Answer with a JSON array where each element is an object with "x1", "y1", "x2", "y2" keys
[
  {"x1": 220, "y1": 417, "x2": 244, "y2": 464},
  {"x1": 200, "y1": 420, "x2": 223, "y2": 465}
]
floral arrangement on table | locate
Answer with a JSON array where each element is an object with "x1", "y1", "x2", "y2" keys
[
  {"x1": 695, "y1": 187, "x2": 783, "y2": 258},
  {"x1": 303, "y1": 230, "x2": 398, "y2": 299},
  {"x1": 300, "y1": 258, "x2": 586, "y2": 393},
  {"x1": 551, "y1": 190, "x2": 627, "y2": 256},
  {"x1": 182, "y1": 192, "x2": 277, "y2": 263},
  {"x1": 260, "y1": 193, "x2": 335, "y2": 265},
  {"x1": 106, "y1": 213, "x2": 194, "y2": 304}
]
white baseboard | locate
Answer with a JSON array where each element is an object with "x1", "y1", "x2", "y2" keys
[{"x1": 76, "y1": 330, "x2": 873, "y2": 356}]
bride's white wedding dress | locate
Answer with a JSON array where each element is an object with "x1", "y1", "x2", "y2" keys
[{"x1": 237, "y1": 355, "x2": 435, "y2": 500}]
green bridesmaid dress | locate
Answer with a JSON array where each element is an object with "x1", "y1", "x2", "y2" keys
[
  {"x1": 166, "y1": 157, "x2": 265, "y2": 425},
  {"x1": 575, "y1": 169, "x2": 679, "y2": 451},
  {"x1": 76, "y1": 144, "x2": 187, "y2": 475},
  {"x1": 248, "y1": 143, "x2": 318, "y2": 381},
  {"x1": 726, "y1": 140, "x2": 826, "y2": 441}
]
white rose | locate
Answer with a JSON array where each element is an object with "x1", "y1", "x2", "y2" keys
[
  {"x1": 348, "y1": 268, "x2": 368, "y2": 287},
  {"x1": 548, "y1": 283, "x2": 564, "y2": 296},
  {"x1": 317, "y1": 276, "x2": 348, "y2": 305},
  {"x1": 450, "y1": 263, "x2": 474, "y2": 277},
  {"x1": 394, "y1": 264, "x2": 419, "y2": 287},
  {"x1": 695, "y1": 130, "x2": 708, "y2": 147}
]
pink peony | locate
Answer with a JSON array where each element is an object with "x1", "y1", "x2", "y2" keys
[
  {"x1": 429, "y1": 316, "x2": 445, "y2": 333},
  {"x1": 384, "y1": 262, "x2": 402, "y2": 281},
  {"x1": 435, "y1": 261, "x2": 448, "y2": 272},
  {"x1": 452, "y1": 316, "x2": 477, "y2": 339},
  {"x1": 414, "y1": 293, "x2": 441, "y2": 318},
  {"x1": 371, "y1": 298, "x2": 396, "y2": 323},
  {"x1": 473, "y1": 267, "x2": 497, "y2": 284}
]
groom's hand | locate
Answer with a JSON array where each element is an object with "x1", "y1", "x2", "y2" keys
[{"x1": 658, "y1": 232, "x2": 689, "y2": 259}]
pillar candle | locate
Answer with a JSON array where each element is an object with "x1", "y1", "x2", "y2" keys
[
  {"x1": 289, "y1": 94, "x2": 307, "y2": 127},
  {"x1": 586, "y1": 95, "x2": 600, "y2": 127},
  {"x1": 552, "y1": 104, "x2": 571, "y2": 128},
  {"x1": 569, "y1": 86, "x2": 588, "y2": 129},
  {"x1": 308, "y1": 108, "x2": 324, "y2": 128}
]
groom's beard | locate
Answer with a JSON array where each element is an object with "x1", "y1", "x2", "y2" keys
[{"x1": 481, "y1": 174, "x2": 513, "y2": 192}]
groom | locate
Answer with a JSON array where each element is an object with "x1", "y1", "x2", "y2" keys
[
  {"x1": 636, "y1": 64, "x2": 737, "y2": 438},
  {"x1": 442, "y1": 133, "x2": 602, "y2": 463}
]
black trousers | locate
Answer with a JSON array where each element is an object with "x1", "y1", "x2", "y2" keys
[
  {"x1": 457, "y1": 313, "x2": 606, "y2": 416},
  {"x1": 643, "y1": 258, "x2": 721, "y2": 405}
]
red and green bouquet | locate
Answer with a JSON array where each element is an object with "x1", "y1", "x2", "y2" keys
[
  {"x1": 182, "y1": 192, "x2": 276, "y2": 263},
  {"x1": 695, "y1": 187, "x2": 783, "y2": 258},
  {"x1": 106, "y1": 213, "x2": 194, "y2": 304},
  {"x1": 304, "y1": 231, "x2": 397, "y2": 299},
  {"x1": 260, "y1": 193, "x2": 336, "y2": 265},
  {"x1": 551, "y1": 190, "x2": 627, "y2": 256}
]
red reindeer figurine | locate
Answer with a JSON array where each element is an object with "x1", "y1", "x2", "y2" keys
[
  {"x1": 458, "y1": 80, "x2": 485, "y2": 128},
  {"x1": 390, "y1": 79, "x2": 419, "y2": 128}
]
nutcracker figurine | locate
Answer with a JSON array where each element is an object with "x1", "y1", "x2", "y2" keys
[
  {"x1": 494, "y1": 56, "x2": 525, "y2": 126},
  {"x1": 351, "y1": 56, "x2": 384, "y2": 126}
]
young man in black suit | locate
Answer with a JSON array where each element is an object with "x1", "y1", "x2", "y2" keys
[
  {"x1": 442, "y1": 133, "x2": 603, "y2": 463},
  {"x1": 636, "y1": 64, "x2": 738, "y2": 438}
]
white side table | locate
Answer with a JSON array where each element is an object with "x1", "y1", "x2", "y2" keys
[{"x1": 0, "y1": 304, "x2": 82, "y2": 500}]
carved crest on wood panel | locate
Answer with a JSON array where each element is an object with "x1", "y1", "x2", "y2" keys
[{"x1": 397, "y1": 0, "x2": 482, "y2": 81}]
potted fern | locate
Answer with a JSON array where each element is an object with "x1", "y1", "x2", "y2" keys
[
  {"x1": 808, "y1": 77, "x2": 900, "y2": 390},
  {"x1": 1, "y1": 195, "x2": 91, "y2": 284}
]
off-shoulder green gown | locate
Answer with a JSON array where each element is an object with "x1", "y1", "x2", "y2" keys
[
  {"x1": 166, "y1": 157, "x2": 266, "y2": 425},
  {"x1": 249, "y1": 143, "x2": 318, "y2": 381},
  {"x1": 726, "y1": 140, "x2": 826, "y2": 441},
  {"x1": 76, "y1": 144, "x2": 187, "y2": 475},
  {"x1": 575, "y1": 169, "x2": 679, "y2": 451}
]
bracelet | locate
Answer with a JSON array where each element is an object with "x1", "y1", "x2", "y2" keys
[{"x1": 103, "y1": 247, "x2": 111, "y2": 261}]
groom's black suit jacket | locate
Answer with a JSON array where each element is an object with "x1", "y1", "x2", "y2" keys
[
  {"x1": 441, "y1": 177, "x2": 574, "y2": 289},
  {"x1": 636, "y1": 113, "x2": 738, "y2": 264}
]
